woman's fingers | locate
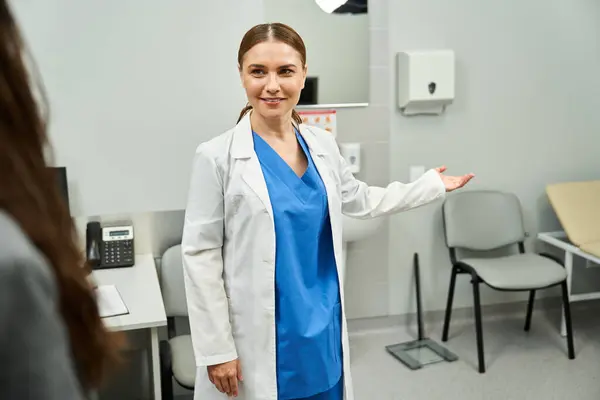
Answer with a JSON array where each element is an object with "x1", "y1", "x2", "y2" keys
[
  {"x1": 229, "y1": 375, "x2": 239, "y2": 397},
  {"x1": 214, "y1": 379, "x2": 225, "y2": 393},
  {"x1": 220, "y1": 377, "x2": 231, "y2": 395},
  {"x1": 461, "y1": 173, "x2": 475, "y2": 186},
  {"x1": 237, "y1": 360, "x2": 243, "y2": 381},
  {"x1": 207, "y1": 359, "x2": 241, "y2": 396}
]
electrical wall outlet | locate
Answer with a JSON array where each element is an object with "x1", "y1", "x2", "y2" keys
[
  {"x1": 409, "y1": 165, "x2": 425, "y2": 182},
  {"x1": 340, "y1": 143, "x2": 361, "y2": 173}
]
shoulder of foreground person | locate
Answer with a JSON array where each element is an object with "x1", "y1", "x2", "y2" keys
[{"x1": 0, "y1": 211, "x2": 86, "y2": 400}]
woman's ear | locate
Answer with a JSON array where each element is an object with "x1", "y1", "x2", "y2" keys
[
  {"x1": 301, "y1": 64, "x2": 308, "y2": 89},
  {"x1": 238, "y1": 64, "x2": 245, "y2": 88}
]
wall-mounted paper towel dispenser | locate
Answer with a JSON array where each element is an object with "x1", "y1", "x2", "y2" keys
[{"x1": 396, "y1": 50, "x2": 455, "y2": 116}]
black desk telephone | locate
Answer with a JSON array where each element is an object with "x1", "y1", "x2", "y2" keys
[{"x1": 86, "y1": 221, "x2": 135, "y2": 269}]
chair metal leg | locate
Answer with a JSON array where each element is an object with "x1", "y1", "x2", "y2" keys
[
  {"x1": 524, "y1": 290, "x2": 535, "y2": 332},
  {"x1": 472, "y1": 277, "x2": 485, "y2": 373},
  {"x1": 442, "y1": 265, "x2": 458, "y2": 342},
  {"x1": 160, "y1": 340, "x2": 174, "y2": 400},
  {"x1": 561, "y1": 281, "x2": 575, "y2": 360}
]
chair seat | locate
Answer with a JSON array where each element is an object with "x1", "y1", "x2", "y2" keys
[
  {"x1": 170, "y1": 335, "x2": 195, "y2": 388},
  {"x1": 460, "y1": 253, "x2": 567, "y2": 290}
]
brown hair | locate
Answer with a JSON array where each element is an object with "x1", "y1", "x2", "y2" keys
[
  {"x1": 237, "y1": 23, "x2": 305, "y2": 125},
  {"x1": 0, "y1": 1, "x2": 124, "y2": 390}
]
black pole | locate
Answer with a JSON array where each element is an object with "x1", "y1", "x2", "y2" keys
[{"x1": 414, "y1": 253, "x2": 424, "y2": 341}]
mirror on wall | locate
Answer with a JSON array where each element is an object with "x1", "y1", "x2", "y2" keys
[{"x1": 264, "y1": 0, "x2": 369, "y2": 107}]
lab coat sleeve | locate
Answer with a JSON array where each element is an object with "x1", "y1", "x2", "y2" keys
[
  {"x1": 181, "y1": 146, "x2": 238, "y2": 367},
  {"x1": 335, "y1": 146, "x2": 446, "y2": 218}
]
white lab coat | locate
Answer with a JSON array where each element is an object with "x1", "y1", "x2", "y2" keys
[{"x1": 181, "y1": 112, "x2": 446, "y2": 400}]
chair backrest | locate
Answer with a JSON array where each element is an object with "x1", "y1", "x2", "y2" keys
[
  {"x1": 442, "y1": 190, "x2": 525, "y2": 251},
  {"x1": 159, "y1": 244, "x2": 188, "y2": 317}
]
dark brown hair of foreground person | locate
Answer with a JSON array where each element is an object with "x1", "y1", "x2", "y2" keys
[{"x1": 0, "y1": 1, "x2": 125, "y2": 391}]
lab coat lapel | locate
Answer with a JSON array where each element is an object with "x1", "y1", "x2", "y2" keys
[
  {"x1": 299, "y1": 125, "x2": 343, "y2": 268},
  {"x1": 298, "y1": 124, "x2": 336, "y2": 202},
  {"x1": 298, "y1": 124, "x2": 334, "y2": 196},
  {"x1": 231, "y1": 112, "x2": 274, "y2": 219}
]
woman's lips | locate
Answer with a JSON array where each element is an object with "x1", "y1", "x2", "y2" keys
[{"x1": 261, "y1": 97, "x2": 285, "y2": 106}]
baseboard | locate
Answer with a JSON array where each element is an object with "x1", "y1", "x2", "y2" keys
[{"x1": 347, "y1": 295, "x2": 599, "y2": 337}]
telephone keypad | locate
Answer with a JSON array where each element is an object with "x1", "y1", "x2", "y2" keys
[{"x1": 102, "y1": 239, "x2": 134, "y2": 267}]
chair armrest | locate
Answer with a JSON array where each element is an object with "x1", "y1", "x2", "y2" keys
[{"x1": 538, "y1": 252, "x2": 564, "y2": 267}]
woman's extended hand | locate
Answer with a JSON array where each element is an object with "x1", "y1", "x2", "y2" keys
[
  {"x1": 207, "y1": 359, "x2": 243, "y2": 397},
  {"x1": 435, "y1": 166, "x2": 475, "y2": 192}
]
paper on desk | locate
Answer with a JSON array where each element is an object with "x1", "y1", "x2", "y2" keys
[{"x1": 95, "y1": 285, "x2": 129, "y2": 318}]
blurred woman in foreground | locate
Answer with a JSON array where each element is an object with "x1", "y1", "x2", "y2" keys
[{"x1": 0, "y1": 1, "x2": 124, "y2": 398}]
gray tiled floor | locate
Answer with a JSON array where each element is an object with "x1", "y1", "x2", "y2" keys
[
  {"x1": 349, "y1": 303, "x2": 600, "y2": 400},
  {"x1": 177, "y1": 302, "x2": 600, "y2": 400}
]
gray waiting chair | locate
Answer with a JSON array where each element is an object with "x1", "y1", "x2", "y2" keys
[
  {"x1": 159, "y1": 244, "x2": 195, "y2": 398},
  {"x1": 440, "y1": 190, "x2": 575, "y2": 373}
]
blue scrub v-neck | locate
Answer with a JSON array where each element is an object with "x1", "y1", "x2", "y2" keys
[{"x1": 253, "y1": 129, "x2": 343, "y2": 400}]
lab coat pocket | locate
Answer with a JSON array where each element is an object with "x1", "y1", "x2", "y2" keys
[
  {"x1": 225, "y1": 193, "x2": 245, "y2": 216},
  {"x1": 226, "y1": 191, "x2": 265, "y2": 216}
]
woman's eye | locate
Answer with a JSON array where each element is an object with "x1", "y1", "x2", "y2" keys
[
  {"x1": 280, "y1": 69, "x2": 294, "y2": 75},
  {"x1": 251, "y1": 69, "x2": 265, "y2": 75}
]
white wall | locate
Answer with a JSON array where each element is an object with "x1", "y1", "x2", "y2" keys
[
  {"x1": 7, "y1": 0, "x2": 389, "y2": 323},
  {"x1": 11, "y1": 0, "x2": 263, "y2": 217},
  {"x1": 264, "y1": 0, "x2": 369, "y2": 104},
  {"x1": 13, "y1": 0, "x2": 600, "y2": 343},
  {"x1": 387, "y1": 0, "x2": 600, "y2": 316}
]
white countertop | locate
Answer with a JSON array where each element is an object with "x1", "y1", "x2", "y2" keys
[{"x1": 92, "y1": 253, "x2": 167, "y2": 331}]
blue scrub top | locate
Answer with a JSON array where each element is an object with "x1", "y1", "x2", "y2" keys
[{"x1": 253, "y1": 129, "x2": 343, "y2": 400}]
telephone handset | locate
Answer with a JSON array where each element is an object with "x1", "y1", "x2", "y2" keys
[{"x1": 86, "y1": 221, "x2": 135, "y2": 269}]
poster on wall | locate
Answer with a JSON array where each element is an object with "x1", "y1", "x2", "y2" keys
[{"x1": 297, "y1": 109, "x2": 337, "y2": 137}]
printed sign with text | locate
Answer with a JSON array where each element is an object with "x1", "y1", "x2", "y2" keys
[{"x1": 297, "y1": 109, "x2": 337, "y2": 137}]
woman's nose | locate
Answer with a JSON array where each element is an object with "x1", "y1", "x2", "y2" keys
[{"x1": 265, "y1": 73, "x2": 280, "y2": 93}]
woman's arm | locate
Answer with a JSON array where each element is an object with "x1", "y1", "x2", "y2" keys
[
  {"x1": 333, "y1": 144, "x2": 447, "y2": 219},
  {"x1": 0, "y1": 255, "x2": 85, "y2": 400},
  {"x1": 181, "y1": 146, "x2": 238, "y2": 367}
]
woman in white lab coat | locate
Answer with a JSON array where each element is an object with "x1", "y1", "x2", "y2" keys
[{"x1": 181, "y1": 22, "x2": 474, "y2": 400}]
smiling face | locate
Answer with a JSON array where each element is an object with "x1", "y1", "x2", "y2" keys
[{"x1": 239, "y1": 40, "x2": 307, "y2": 121}]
